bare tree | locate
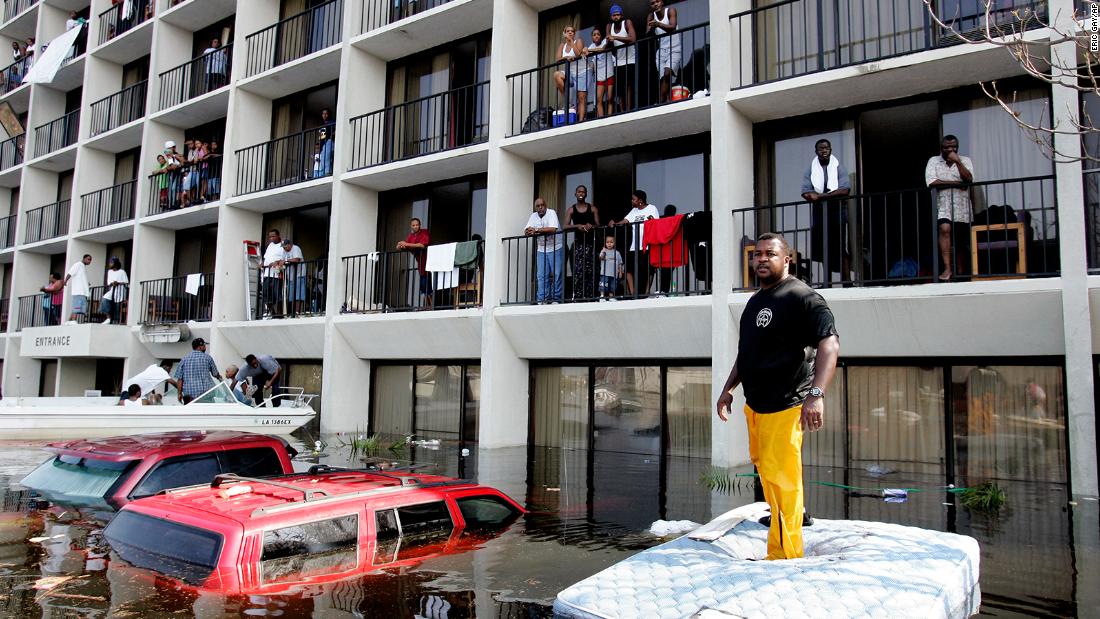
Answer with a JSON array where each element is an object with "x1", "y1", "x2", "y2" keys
[{"x1": 925, "y1": 0, "x2": 1100, "y2": 163}]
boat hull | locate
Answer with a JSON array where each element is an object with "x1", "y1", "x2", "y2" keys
[{"x1": 0, "y1": 406, "x2": 316, "y2": 439}]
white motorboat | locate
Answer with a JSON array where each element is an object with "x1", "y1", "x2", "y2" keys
[{"x1": 0, "y1": 368, "x2": 317, "y2": 439}]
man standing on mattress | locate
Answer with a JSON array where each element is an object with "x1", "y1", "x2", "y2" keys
[{"x1": 716, "y1": 232, "x2": 840, "y2": 560}]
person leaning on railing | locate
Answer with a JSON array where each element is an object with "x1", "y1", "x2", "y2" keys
[
  {"x1": 525, "y1": 197, "x2": 564, "y2": 304},
  {"x1": 925, "y1": 134, "x2": 975, "y2": 281}
]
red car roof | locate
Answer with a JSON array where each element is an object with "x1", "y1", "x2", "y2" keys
[{"x1": 45, "y1": 431, "x2": 285, "y2": 461}]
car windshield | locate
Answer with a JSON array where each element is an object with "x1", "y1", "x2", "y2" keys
[
  {"x1": 105, "y1": 510, "x2": 223, "y2": 585},
  {"x1": 191, "y1": 381, "x2": 245, "y2": 405},
  {"x1": 20, "y1": 455, "x2": 135, "y2": 500}
]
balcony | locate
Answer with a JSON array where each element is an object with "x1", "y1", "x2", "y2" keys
[
  {"x1": 342, "y1": 243, "x2": 483, "y2": 313},
  {"x1": 348, "y1": 81, "x2": 488, "y2": 170},
  {"x1": 733, "y1": 175, "x2": 1058, "y2": 289},
  {"x1": 729, "y1": 0, "x2": 1048, "y2": 89},
  {"x1": 1, "y1": 57, "x2": 29, "y2": 95},
  {"x1": 98, "y1": 0, "x2": 152, "y2": 45},
  {"x1": 158, "y1": 44, "x2": 233, "y2": 110},
  {"x1": 24, "y1": 200, "x2": 69, "y2": 243},
  {"x1": 253, "y1": 257, "x2": 327, "y2": 319},
  {"x1": 74, "y1": 284, "x2": 129, "y2": 324},
  {"x1": 235, "y1": 125, "x2": 333, "y2": 195},
  {"x1": 500, "y1": 220, "x2": 711, "y2": 305},
  {"x1": 80, "y1": 180, "x2": 136, "y2": 231},
  {"x1": 243, "y1": 0, "x2": 342, "y2": 78},
  {"x1": 32, "y1": 110, "x2": 79, "y2": 158},
  {"x1": 147, "y1": 156, "x2": 223, "y2": 215},
  {"x1": 361, "y1": 0, "x2": 453, "y2": 33},
  {"x1": 89, "y1": 80, "x2": 147, "y2": 136},
  {"x1": 507, "y1": 22, "x2": 710, "y2": 137},
  {"x1": 16, "y1": 293, "x2": 55, "y2": 330},
  {"x1": 0, "y1": 213, "x2": 14, "y2": 248},
  {"x1": 0, "y1": 133, "x2": 23, "y2": 171},
  {"x1": 2, "y1": 0, "x2": 34, "y2": 22},
  {"x1": 140, "y1": 273, "x2": 214, "y2": 325}
]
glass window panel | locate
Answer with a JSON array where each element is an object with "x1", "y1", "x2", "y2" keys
[
  {"x1": 665, "y1": 366, "x2": 711, "y2": 459},
  {"x1": 847, "y1": 366, "x2": 945, "y2": 477},
  {"x1": 414, "y1": 365, "x2": 462, "y2": 440},
  {"x1": 463, "y1": 365, "x2": 480, "y2": 443},
  {"x1": 803, "y1": 366, "x2": 846, "y2": 469},
  {"x1": 951, "y1": 365, "x2": 1066, "y2": 484},
  {"x1": 635, "y1": 153, "x2": 706, "y2": 215},
  {"x1": 941, "y1": 87, "x2": 1053, "y2": 180},
  {"x1": 532, "y1": 366, "x2": 588, "y2": 449},
  {"x1": 372, "y1": 365, "x2": 413, "y2": 438},
  {"x1": 593, "y1": 366, "x2": 661, "y2": 455}
]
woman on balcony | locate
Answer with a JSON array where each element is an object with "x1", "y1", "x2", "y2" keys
[
  {"x1": 564, "y1": 185, "x2": 600, "y2": 300},
  {"x1": 554, "y1": 25, "x2": 588, "y2": 123}
]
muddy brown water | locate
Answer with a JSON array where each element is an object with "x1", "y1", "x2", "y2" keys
[{"x1": 0, "y1": 438, "x2": 1096, "y2": 618}]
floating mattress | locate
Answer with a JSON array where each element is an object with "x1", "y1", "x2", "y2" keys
[{"x1": 554, "y1": 502, "x2": 980, "y2": 619}]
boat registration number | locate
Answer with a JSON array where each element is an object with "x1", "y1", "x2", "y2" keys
[{"x1": 261, "y1": 419, "x2": 293, "y2": 425}]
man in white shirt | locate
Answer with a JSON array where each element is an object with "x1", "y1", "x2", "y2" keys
[
  {"x1": 925, "y1": 135, "x2": 975, "y2": 281},
  {"x1": 525, "y1": 197, "x2": 564, "y2": 303},
  {"x1": 612, "y1": 189, "x2": 659, "y2": 296},
  {"x1": 100, "y1": 257, "x2": 128, "y2": 324},
  {"x1": 202, "y1": 38, "x2": 228, "y2": 93},
  {"x1": 281, "y1": 238, "x2": 306, "y2": 316},
  {"x1": 262, "y1": 229, "x2": 285, "y2": 318},
  {"x1": 64, "y1": 254, "x2": 92, "y2": 323}
]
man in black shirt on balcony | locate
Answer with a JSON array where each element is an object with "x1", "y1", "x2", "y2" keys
[{"x1": 716, "y1": 232, "x2": 840, "y2": 560}]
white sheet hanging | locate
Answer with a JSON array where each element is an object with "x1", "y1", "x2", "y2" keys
[
  {"x1": 21, "y1": 26, "x2": 83, "y2": 85},
  {"x1": 185, "y1": 273, "x2": 203, "y2": 296}
]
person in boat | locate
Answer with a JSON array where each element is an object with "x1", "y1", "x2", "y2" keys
[
  {"x1": 224, "y1": 365, "x2": 255, "y2": 405},
  {"x1": 174, "y1": 338, "x2": 221, "y2": 403},
  {"x1": 716, "y1": 233, "x2": 840, "y2": 560},
  {"x1": 117, "y1": 384, "x2": 145, "y2": 406},
  {"x1": 235, "y1": 354, "x2": 283, "y2": 407}
]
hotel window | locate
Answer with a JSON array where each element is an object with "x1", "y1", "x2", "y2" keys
[{"x1": 370, "y1": 363, "x2": 480, "y2": 443}]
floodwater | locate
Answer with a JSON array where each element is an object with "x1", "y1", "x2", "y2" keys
[{"x1": 0, "y1": 436, "x2": 1097, "y2": 618}]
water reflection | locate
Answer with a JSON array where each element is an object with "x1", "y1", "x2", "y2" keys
[{"x1": 0, "y1": 439, "x2": 1096, "y2": 617}]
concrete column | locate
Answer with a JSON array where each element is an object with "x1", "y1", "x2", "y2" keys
[
  {"x1": 319, "y1": 325, "x2": 370, "y2": 434},
  {"x1": 478, "y1": 0, "x2": 536, "y2": 449},
  {"x1": 709, "y1": 0, "x2": 754, "y2": 467}
]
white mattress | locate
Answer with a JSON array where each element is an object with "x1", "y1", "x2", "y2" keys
[{"x1": 554, "y1": 503, "x2": 981, "y2": 619}]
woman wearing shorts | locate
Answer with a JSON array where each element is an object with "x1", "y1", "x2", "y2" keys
[
  {"x1": 606, "y1": 5, "x2": 636, "y2": 113},
  {"x1": 588, "y1": 27, "x2": 615, "y2": 118},
  {"x1": 554, "y1": 25, "x2": 588, "y2": 123}
]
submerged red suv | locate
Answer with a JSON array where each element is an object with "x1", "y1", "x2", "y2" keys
[
  {"x1": 20, "y1": 431, "x2": 297, "y2": 510},
  {"x1": 103, "y1": 466, "x2": 525, "y2": 593}
]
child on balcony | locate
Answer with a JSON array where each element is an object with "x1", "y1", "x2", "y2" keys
[{"x1": 599, "y1": 235, "x2": 623, "y2": 301}]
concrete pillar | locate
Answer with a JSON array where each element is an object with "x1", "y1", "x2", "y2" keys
[
  {"x1": 319, "y1": 326, "x2": 370, "y2": 433},
  {"x1": 478, "y1": 0, "x2": 537, "y2": 448}
]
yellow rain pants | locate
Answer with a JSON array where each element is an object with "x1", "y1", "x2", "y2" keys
[{"x1": 745, "y1": 403, "x2": 804, "y2": 560}]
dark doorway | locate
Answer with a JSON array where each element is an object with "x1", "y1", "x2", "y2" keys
[{"x1": 96, "y1": 358, "x2": 125, "y2": 396}]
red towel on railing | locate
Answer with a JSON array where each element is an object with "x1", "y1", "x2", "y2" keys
[{"x1": 645, "y1": 214, "x2": 686, "y2": 268}]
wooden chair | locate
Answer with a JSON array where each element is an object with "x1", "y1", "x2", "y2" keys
[
  {"x1": 147, "y1": 295, "x2": 180, "y2": 323},
  {"x1": 970, "y1": 222, "x2": 1027, "y2": 279},
  {"x1": 453, "y1": 270, "x2": 482, "y2": 308}
]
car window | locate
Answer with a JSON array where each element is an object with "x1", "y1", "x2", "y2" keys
[
  {"x1": 372, "y1": 501, "x2": 455, "y2": 565},
  {"x1": 131, "y1": 454, "x2": 220, "y2": 498},
  {"x1": 261, "y1": 514, "x2": 359, "y2": 561},
  {"x1": 20, "y1": 456, "x2": 135, "y2": 500},
  {"x1": 104, "y1": 510, "x2": 223, "y2": 585},
  {"x1": 395, "y1": 501, "x2": 453, "y2": 536},
  {"x1": 220, "y1": 447, "x2": 284, "y2": 477},
  {"x1": 456, "y1": 495, "x2": 521, "y2": 528}
]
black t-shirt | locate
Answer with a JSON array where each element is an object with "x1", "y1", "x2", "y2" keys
[{"x1": 737, "y1": 277, "x2": 838, "y2": 413}]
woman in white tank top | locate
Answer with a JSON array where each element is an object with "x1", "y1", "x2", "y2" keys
[
  {"x1": 554, "y1": 24, "x2": 589, "y2": 122},
  {"x1": 647, "y1": 0, "x2": 681, "y2": 103},
  {"x1": 606, "y1": 5, "x2": 636, "y2": 113}
]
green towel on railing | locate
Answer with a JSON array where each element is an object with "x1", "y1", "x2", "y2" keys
[{"x1": 454, "y1": 241, "x2": 481, "y2": 270}]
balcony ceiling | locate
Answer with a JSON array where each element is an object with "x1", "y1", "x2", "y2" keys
[
  {"x1": 160, "y1": 0, "x2": 236, "y2": 31},
  {"x1": 353, "y1": 0, "x2": 492, "y2": 62}
]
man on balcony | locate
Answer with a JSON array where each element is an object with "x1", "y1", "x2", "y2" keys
[
  {"x1": 281, "y1": 238, "x2": 306, "y2": 316},
  {"x1": 202, "y1": 38, "x2": 227, "y2": 93},
  {"x1": 926, "y1": 134, "x2": 974, "y2": 281},
  {"x1": 262, "y1": 229, "x2": 286, "y2": 318},
  {"x1": 801, "y1": 139, "x2": 851, "y2": 285},
  {"x1": 525, "y1": 197, "x2": 563, "y2": 304},
  {"x1": 63, "y1": 254, "x2": 92, "y2": 324},
  {"x1": 100, "y1": 257, "x2": 128, "y2": 324},
  {"x1": 396, "y1": 218, "x2": 432, "y2": 309}
]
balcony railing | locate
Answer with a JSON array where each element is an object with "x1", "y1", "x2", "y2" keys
[
  {"x1": 147, "y1": 156, "x2": 223, "y2": 215},
  {"x1": 0, "y1": 213, "x2": 15, "y2": 248},
  {"x1": 98, "y1": 0, "x2": 151, "y2": 45},
  {"x1": 80, "y1": 180, "x2": 136, "y2": 231},
  {"x1": 244, "y1": 0, "x2": 343, "y2": 78},
  {"x1": 0, "y1": 133, "x2": 23, "y2": 170},
  {"x1": 17, "y1": 293, "x2": 58, "y2": 330},
  {"x1": 501, "y1": 220, "x2": 711, "y2": 304},
  {"x1": 361, "y1": 0, "x2": 453, "y2": 33},
  {"x1": 140, "y1": 273, "x2": 214, "y2": 325},
  {"x1": 349, "y1": 81, "x2": 488, "y2": 169},
  {"x1": 24, "y1": 200, "x2": 69, "y2": 243},
  {"x1": 158, "y1": 44, "x2": 233, "y2": 110},
  {"x1": 1085, "y1": 168, "x2": 1100, "y2": 274},
  {"x1": 76, "y1": 284, "x2": 128, "y2": 324},
  {"x1": 733, "y1": 175, "x2": 1058, "y2": 289},
  {"x1": 342, "y1": 242, "x2": 483, "y2": 312},
  {"x1": 253, "y1": 257, "x2": 327, "y2": 319},
  {"x1": 729, "y1": 0, "x2": 1048, "y2": 88},
  {"x1": 3, "y1": 0, "x2": 35, "y2": 22},
  {"x1": 508, "y1": 22, "x2": 710, "y2": 136},
  {"x1": 90, "y1": 80, "x2": 147, "y2": 136},
  {"x1": 1, "y1": 57, "x2": 30, "y2": 94},
  {"x1": 0, "y1": 297, "x2": 8, "y2": 331},
  {"x1": 236, "y1": 125, "x2": 334, "y2": 195},
  {"x1": 33, "y1": 110, "x2": 79, "y2": 158}
]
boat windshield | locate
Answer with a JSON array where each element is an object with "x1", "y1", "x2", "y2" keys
[
  {"x1": 20, "y1": 455, "x2": 136, "y2": 499},
  {"x1": 191, "y1": 382, "x2": 247, "y2": 405}
]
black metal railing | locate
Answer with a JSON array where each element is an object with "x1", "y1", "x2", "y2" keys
[
  {"x1": 254, "y1": 257, "x2": 327, "y2": 318},
  {"x1": 501, "y1": 220, "x2": 710, "y2": 304},
  {"x1": 90, "y1": 80, "x2": 147, "y2": 136},
  {"x1": 80, "y1": 180, "x2": 136, "y2": 230},
  {"x1": 508, "y1": 22, "x2": 710, "y2": 136},
  {"x1": 0, "y1": 133, "x2": 23, "y2": 170},
  {"x1": 158, "y1": 44, "x2": 233, "y2": 110},
  {"x1": 0, "y1": 213, "x2": 15, "y2": 248},
  {"x1": 74, "y1": 284, "x2": 128, "y2": 324},
  {"x1": 24, "y1": 200, "x2": 69, "y2": 243},
  {"x1": 147, "y1": 156, "x2": 223, "y2": 214},
  {"x1": 3, "y1": 0, "x2": 35, "y2": 22},
  {"x1": 244, "y1": 0, "x2": 343, "y2": 77},
  {"x1": 140, "y1": 273, "x2": 214, "y2": 324},
  {"x1": 733, "y1": 175, "x2": 1058, "y2": 289},
  {"x1": 33, "y1": 110, "x2": 79, "y2": 157},
  {"x1": 236, "y1": 125, "x2": 334, "y2": 195},
  {"x1": 1085, "y1": 168, "x2": 1100, "y2": 274},
  {"x1": 0, "y1": 297, "x2": 8, "y2": 331},
  {"x1": 63, "y1": 24, "x2": 88, "y2": 63},
  {"x1": 361, "y1": 0, "x2": 453, "y2": 33},
  {"x1": 17, "y1": 293, "x2": 59, "y2": 330},
  {"x1": 1, "y1": 57, "x2": 30, "y2": 94},
  {"x1": 98, "y1": 0, "x2": 151, "y2": 45},
  {"x1": 729, "y1": 0, "x2": 1048, "y2": 88},
  {"x1": 349, "y1": 81, "x2": 488, "y2": 169},
  {"x1": 343, "y1": 242, "x2": 483, "y2": 312}
]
